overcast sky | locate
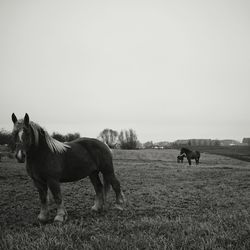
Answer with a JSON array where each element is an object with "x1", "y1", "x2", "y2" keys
[{"x1": 0, "y1": 0, "x2": 249, "y2": 142}]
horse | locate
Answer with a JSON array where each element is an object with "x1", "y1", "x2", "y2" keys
[
  {"x1": 11, "y1": 113, "x2": 125, "y2": 223},
  {"x1": 180, "y1": 147, "x2": 200, "y2": 165},
  {"x1": 177, "y1": 154, "x2": 185, "y2": 163}
]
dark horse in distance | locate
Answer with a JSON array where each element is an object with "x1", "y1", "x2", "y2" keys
[
  {"x1": 180, "y1": 147, "x2": 200, "y2": 166},
  {"x1": 11, "y1": 113, "x2": 125, "y2": 223}
]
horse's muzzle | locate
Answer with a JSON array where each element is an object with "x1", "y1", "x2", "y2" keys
[{"x1": 15, "y1": 150, "x2": 25, "y2": 163}]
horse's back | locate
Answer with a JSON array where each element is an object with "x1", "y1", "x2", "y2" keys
[
  {"x1": 195, "y1": 151, "x2": 200, "y2": 157},
  {"x1": 68, "y1": 137, "x2": 112, "y2": 160}
]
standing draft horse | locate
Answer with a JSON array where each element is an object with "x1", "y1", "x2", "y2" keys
[
  {"x1": 11, "y1": 113, "x2": 125, "y2": 223},
  {"x1": 180, "y1": 147, "x2": 200, "y2": 166}
]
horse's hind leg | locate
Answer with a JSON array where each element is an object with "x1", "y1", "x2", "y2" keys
[
  {"x1": 34, "y1": 179, "x2": 49, "y2": 223},
  {"x1": 47, "y1": 179, "x2": 67, "y2": 223},
  {"x1": 103, "y1": 176, "x2": 111, "y2": 206},
  {"x1": 89, "y1": 172, "x2": 104, "y2": 212},
  {"x1": 196, "y1": 157, "x2": 200, "y2": 165},
  {"x1": 103, "y1": 172, "x2": 125, "y2": 208}
]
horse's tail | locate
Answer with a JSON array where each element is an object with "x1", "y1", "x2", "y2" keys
[
  {"x1": 195, "y1": 151, "x2": 200, "y2": 164},
  {"x1": 102, "y1": 171, "x2": 126, "y2": 206},
  {"x1": 101, "y1": 159, "x2": 125, "y2": 206},
  {"x1": 102, "y1": 174, "x2": 111, "y2": 201}
]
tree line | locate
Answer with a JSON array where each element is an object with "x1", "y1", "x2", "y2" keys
[
  {"x1": 51, "y1": 132, "x2": 80, "y2": 142},
  {"x1": 1, "y1": 128, "x2": 249, "y2": 151},
  {"x1": 98, "y1": 128, "x2": 139, "y2": 149},
  {"x1": 0, "y1": 129, "x2": 81, "y2": 151},
  {"x1": 0, "y1": 128, "x2": 139, "y2": 150}
]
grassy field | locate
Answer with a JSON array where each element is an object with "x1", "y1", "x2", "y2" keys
[
  {"x1": 190, "y1": 146, "x2": 250, "y2": 162},
  {"x1": 1, "y1": 149, "x2": 250, "y2": 249}
]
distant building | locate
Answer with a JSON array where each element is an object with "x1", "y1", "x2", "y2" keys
[
  {"x1": 173, "y1": 139, "x2": 242, "y2": 147},
  {"x1": 219, "y1": 140, "x2": 242, "y2": 146}
]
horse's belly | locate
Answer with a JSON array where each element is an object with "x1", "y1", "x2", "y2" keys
[
  {"x1": 58, "y1": 140, "x2": 110, "y2": 182},
  {"x1": 59, "y1": 160, "x2": 97, "y2": 182}
]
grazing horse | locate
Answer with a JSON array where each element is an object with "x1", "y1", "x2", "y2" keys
[
  {"x1": 177, "y1": 154, "x2": 185, "y2": 163},
  {"x1": 11, "y1": 113, "x2": 125, "y2": 223},
  {"x1": 180, "y1": 147, "x2": 200, "y2": 166}
]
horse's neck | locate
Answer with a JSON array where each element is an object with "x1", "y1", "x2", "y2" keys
[{"x1": 26, "y1": 138, "x2": 51, "y2": 158}]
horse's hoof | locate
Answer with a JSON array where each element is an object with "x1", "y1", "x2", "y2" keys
[
  {"x1": 54, "y1": 214, "x2": 67, "y2": 223},
  {"x1": 118, "y1": 192, "x2": 126, "y2": 204},
  {"x1": 38, "y1": 213, "x2": 49, "y2": 224},
  {"x1": 91, "y1": 205, "x2": 102, "y2": 212},
  {"x1": 114, "y1": 204, "x2": 124, "y2": 211}
]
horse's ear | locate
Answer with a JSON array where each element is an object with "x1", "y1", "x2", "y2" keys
[
  {"x1": 12, "y1": 113, "x2": 17, "y2": 124},
  {"x1": 24, "y1": 113, "x2": 30, "y2": 127}
]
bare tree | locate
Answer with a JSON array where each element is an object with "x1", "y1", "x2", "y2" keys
[
  {"x1": 51, "y1": 132, "x2": 65, "y2": 142},
  {"x1": 119, "y1": 129, "x2": 138, "y2": 149},
  {"x1": 65, "y1": 133, "x2": 80, "y2": 142},
  {"x1": 143, "y1": 141, "x2": 154, "y2": 149},
  {"x1": 51, "y1": 132, "x2": 80, "y2": 142},
  {"x1": 0, "y1": 129, "x2": 12, "y2": 145},
  {"x1": 98, "y1": 129, "x2": 118, "y2": 148}
]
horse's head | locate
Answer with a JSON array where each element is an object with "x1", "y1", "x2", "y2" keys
[
  {"x1": 11, "y1": 113, "x2": 33, "y2": 163},
  {"x1": 11, "y1": 113, "x2": 69, "y2": 162},
  {"x1": 180, "y1": 148, "x2": 185, "y2": 155}
]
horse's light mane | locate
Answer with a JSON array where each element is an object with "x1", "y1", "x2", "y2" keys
[{"x1": 30, "y1": 122, "x2": 70, "y2": 154}]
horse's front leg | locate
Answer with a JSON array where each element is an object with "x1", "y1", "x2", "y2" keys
[
  {"x1": 47, "y1": 179, "x2": 68, "y2": 223},
  {"x1": 33, "y1": 180, "x2": 49, "y2": 223}
]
